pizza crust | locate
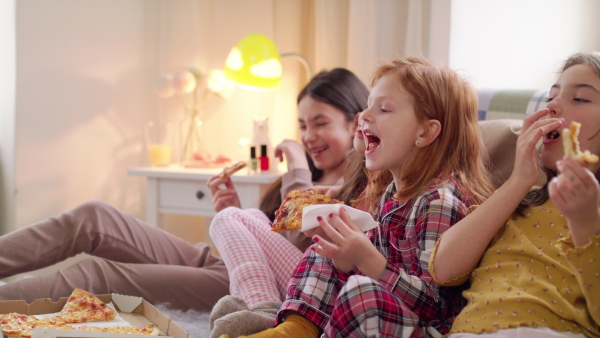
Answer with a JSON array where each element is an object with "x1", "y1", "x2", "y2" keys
[
  {"x1": 562, "y1": 121, "x2": 599, "y2": 165},
  {"x1": 271, "y1": 189, "x2": 344, "y2": 233},
  {"x1": 218, "y1": 161, "x2": 247, "y2": 178}
]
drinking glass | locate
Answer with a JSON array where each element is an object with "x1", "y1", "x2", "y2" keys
[{"x1": 144, "y1": 121, "x2": 173, "y2": 166}]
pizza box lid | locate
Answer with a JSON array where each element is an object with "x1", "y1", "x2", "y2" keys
[{"x1": 0, "y1": 293, "x2": 187, "y2": 338}]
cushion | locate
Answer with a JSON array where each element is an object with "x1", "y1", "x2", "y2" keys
[
  {"x1": 477, "y1": 88, "x2": 549, "y2": 121},
  {"x1": 479, "y1": 119, "x2": 547, "y2": 189},
  {"x1": 479, "y1": 119, "x2": 521, "y2": 188}
]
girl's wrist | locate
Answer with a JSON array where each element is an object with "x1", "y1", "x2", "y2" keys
[
  {"x1": 286, "y1": 156, "x2": 309, "y2": 171},
  {"x1": 569, "y1": 209, "x2": 600, "y2": 247},
  {"x1": 503, "y1": 175, "x2": 534, "y2": 200},
  {"x1": 356, "y1": 247, "x2": 387, "y2": 279}
]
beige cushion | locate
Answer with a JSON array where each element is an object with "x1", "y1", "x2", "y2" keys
[{"x1": 479, "y1": 119, "x2": 522, "y2": 188}]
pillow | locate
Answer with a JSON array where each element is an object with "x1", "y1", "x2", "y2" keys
[
  {"x1": 479, "y1": 119, "x2": 547, "y2": 189},
  {"x1": 479, "y1": 119, "x2": 521, "y2": 188}
]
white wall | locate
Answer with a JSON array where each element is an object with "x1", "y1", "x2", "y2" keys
[
  {"x1": 9, "y1": 0, "x2": 305, "y2": 233},
  {"x1": 0, "y1": 1, "x2": 16, "y2": 234},
  {"x1": 449, "y1": 0, "x2": 600, "y2": 89},
  {"x1": 14, "y1": 0, "x2": 157, "y2": 229}
]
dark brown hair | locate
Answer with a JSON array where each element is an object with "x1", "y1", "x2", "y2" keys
[
  {"x1": 259, "y1": 68, "x2": 369, "y2": 220},
  {"x1": 363, "y1": 57, "x2": 494, "y2": 206},
  {"x1": 517, "y1": 52, "x2": 600, "y2": 214}
]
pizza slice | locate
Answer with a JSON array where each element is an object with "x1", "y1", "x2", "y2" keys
[
  {"x1": 271, "y1": 189, "x2": 343, "y2": 233},
  {"x1": 56, "y1": 288, "x2": 117, "y2": 323},
  {"x1": 0, "y1": 313, "x2": 40, "y2": 338},
  {"x1": 562, "y1": 121, "x2": 599, "y2": 165},
  {"x1": 218, "y1": 161, "x2": 247, "y2": 178}
]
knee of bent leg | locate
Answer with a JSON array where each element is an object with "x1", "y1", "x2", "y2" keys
[
  {"x1": 339, "y1": 275, "x2": 382, "y2": 301},
  {"x1": 72, "y1": 200, "x2": 115, "y2": 218},
  {"x1": 209, "y1": 206, "x2": 246, "y2": 237},
  {"x1": 67, "y1": 201, "x2": 117, "y2": 229}
]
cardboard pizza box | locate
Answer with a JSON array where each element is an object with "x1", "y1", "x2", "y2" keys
[{"x1": 0, "y1": 293, "x2": 188, "y2": 338}]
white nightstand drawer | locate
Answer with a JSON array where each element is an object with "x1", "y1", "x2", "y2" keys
[
  {"x1": 158, "y1": 178, "x2": 212, "y2": 212},
  {"x1": 128, "y1": 165, "x2": 281, "y2": 225}
]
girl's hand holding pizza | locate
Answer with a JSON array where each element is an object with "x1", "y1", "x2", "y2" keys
[
  {"x1": 549, "y1": 157, "x2": 600, "y2": 246},
  {"x1": 207, "y1": 176, "x2": 241, "y2": 211},
  {"x1": 312, "y1": 185, "x2": 342, "y2": 199},
  {"x1": 312, "y1": 208, "x2": 386, "y2": 277}
]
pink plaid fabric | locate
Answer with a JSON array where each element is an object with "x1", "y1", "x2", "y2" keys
[{"x1": 209, "y1": 207, "x2": 304, "y2": 307}]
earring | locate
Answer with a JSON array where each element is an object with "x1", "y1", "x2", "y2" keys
[{"x1": 415, "y1": 140, "x2": 420, "y2": 146}]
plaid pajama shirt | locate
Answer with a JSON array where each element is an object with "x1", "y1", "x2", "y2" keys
[{"x1": 277, "y1": 179, "x2": 473, "y2": 337}]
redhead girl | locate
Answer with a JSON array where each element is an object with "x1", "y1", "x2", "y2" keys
[
  {"x1": 431, "y1": 52, "x2": 600, "y2": 337},
  {"x1": 218, "y1": 56, "x2": 494, "y2": 338}
]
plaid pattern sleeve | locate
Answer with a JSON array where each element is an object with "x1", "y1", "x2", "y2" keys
[{"x1": 277, "y1": 179, "x2": 473, "y2": 336}]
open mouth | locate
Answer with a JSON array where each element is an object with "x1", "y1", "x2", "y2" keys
[
  {"x1": 364, "y1": 132, "x2": 381, "y2": 151},
  {"x1": 310, "y1": 145, "x2": 328, "y2": 156},
  {"x1": 547, "y1": 130, "x2": 560, "y2": 140}
]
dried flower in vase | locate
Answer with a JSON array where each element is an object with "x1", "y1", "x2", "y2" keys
[{"x1": 154, "y1": 68, "x2": 235, "y2": 166}]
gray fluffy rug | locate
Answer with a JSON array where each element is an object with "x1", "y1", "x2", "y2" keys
[{"x1": 154, "y1": 303, "x2": 212, "y2": 338}]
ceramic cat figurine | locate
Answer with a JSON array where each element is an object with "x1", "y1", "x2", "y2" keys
[{"x1": 252, "y1": 116, "x2": 272, "y2": 163}]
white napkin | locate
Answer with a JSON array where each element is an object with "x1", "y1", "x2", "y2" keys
[{"x1": 301, "y1": 204, "x2": 379, "y2": 232}]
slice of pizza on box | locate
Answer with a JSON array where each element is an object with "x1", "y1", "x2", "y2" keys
[
  {"x1": 56, "y1": 288, "x2": 117, "y2": 323},
  {"x1": 271, "y1": 189, "x2": 344, "y2": 233},
  {"x1": 0, "y1": 289, "x2": 164, "y2": 338}
]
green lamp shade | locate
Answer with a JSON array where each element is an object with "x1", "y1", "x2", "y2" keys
[{"x1": 224, "y1": 34, "x2": 282, "y2": 90}]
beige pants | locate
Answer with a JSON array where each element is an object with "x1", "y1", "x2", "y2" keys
[{"x1": 0, "y1": 201, "x2": 228, "y2": 311}]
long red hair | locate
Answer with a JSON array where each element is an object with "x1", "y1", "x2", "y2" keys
[{"x1": 363, "y1": 57, "x2": 493, "y2": 209}]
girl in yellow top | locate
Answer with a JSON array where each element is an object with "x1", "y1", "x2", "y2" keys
[{"x1": 430, "y1": 52, "x2": 600, "y2": 337}]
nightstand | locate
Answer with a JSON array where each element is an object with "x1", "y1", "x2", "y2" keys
[{"x1": 128, "y1": 165, "x2": 281, "y2": 227}]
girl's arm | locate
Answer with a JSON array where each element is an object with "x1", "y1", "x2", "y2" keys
[{"x1": 431, "y1": 110, "x2": 564, "y2": 282}]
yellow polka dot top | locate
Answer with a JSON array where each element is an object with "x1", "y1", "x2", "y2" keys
[{"x1": 431, "y1": 199, "x2": 600, "y2": 336}]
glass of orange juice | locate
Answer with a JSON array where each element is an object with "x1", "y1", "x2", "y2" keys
[{"x1": 144, "y1": 121, "x2": 173, "y2": 166}]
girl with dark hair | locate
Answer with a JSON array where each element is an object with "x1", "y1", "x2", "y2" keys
[{"x1": 207, "y1": 69, "x2": 370, "y2": 337}]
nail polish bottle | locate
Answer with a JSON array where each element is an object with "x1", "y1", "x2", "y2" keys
[
  {"x1": 250, "y1": 146, "x2": 258, "y2": 173},
  {"x1": 260, "y1": 144, "x2": 269, "y2": 171}
]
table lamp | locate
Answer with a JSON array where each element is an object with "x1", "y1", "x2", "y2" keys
[{"x1": 224, "y1": 33, "x2": 313, "y2": 90}]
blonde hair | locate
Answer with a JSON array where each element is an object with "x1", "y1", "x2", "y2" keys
[{"x1": 364, "y1": 57, "x2": 493, "y2": 208}]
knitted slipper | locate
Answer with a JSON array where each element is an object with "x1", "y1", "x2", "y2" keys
[
  {"x1": 209, "y1": 295, "x2": 248, "y2": 329},
  {"x1": 209, "y1": 304, "x2": 279, "y2": 338}
]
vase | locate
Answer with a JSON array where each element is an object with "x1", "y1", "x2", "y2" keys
[{"x1": 178, "y1": 110, "x2": 205, "y2": 165}]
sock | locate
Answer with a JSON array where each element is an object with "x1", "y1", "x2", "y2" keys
[
  {"x1": 232, "y1": 313, "x2": 320, "y2": 338},
  {"x1": 210, "y1": 295, "x2": 249, "y2": 329},
  {"x1": 210, "y1": 309, "x2": 275, "y2": 338},
  {"x1": 210, "y1": 301, "x2": 282, "y2": 338}
]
